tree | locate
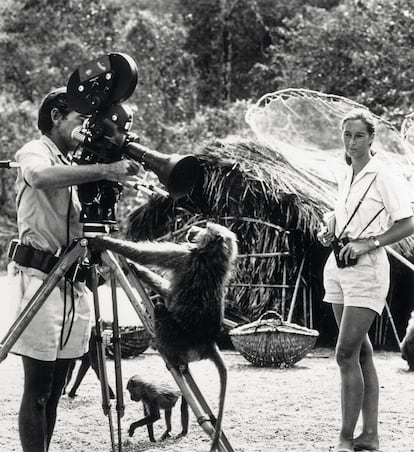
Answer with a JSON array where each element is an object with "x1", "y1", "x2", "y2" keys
[
  {"x1": 178, "y1": 0, "x2": 271, "y2": 105},
  {"x1": 114, "y1": 9, "x2": 200, "y2": 148},
  {"x1": 266, "y1": 0, "x2": 414, "y2": 123},
  {"x1": 0, "y1": 0, "x2": 120, "y2": 102}
]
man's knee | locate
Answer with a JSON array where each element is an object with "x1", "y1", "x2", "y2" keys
[
  {"x1": 35, "y1": 393, "x2": 50, "y2": 410},
  {"x1": 21, "y1": 388, "x2": 52, "y2": 416}
]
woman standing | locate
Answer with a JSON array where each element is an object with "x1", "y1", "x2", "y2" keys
[{"x1": 318, "y1": 108, "x2": 414, "y2": 452}]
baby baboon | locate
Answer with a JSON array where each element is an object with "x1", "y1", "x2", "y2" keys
[
  {"x1": 401, "y1": 310, "x2": 414, "y2": 371},
  {"x1": 64, "y1": 327, "x2": 115, "y2": 399},
  {"x1": 126, "y1": 375, "x2": 188, "y2": 441},
  {"x1": 92, "y1": 222, "x2": 238, "y2": 451}
]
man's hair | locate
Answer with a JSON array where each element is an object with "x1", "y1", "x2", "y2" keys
[{"x1": 37, "y1": 87, "x2": 72, "y2": 134}]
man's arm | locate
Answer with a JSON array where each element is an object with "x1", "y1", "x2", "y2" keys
[{"x1": 26, "y1": 159, "x2": 141, "y2": 189}]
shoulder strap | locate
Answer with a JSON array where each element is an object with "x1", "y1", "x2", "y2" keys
[
  {"x1": 337, "y1": 174, "x2": 377, "y2": 239},
  {"x1": 356, "y1": 206, "x2": 385, "y2": 238}
]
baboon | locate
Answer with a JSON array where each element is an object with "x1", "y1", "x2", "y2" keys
[
  {"x1": 401, "y1": 310, "x2": 414, "y2": 371},
  {"x1": 126, "y1": 375, "x2": 189, "y2": 441},
  {"x1": 64, "y1": 326, "x2": 115, "y2": 399},
  {"x1": 91, "y1": 222, "x2": 238, "y2": 451}
]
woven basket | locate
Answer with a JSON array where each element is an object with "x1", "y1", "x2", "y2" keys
[
  {"x1": 229, "y1": 311, "x2": 319, "y2": 367},
  {"x1": 105, "y1": 325, "x2": 152, "y2": 359}
]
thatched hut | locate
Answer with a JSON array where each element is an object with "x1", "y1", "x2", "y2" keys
[
  {"x1": 127, "y1": 136, "x2": 414, "y2": 348},
  {"x1": 128, "y1": 86, "x2": 414, "y2": 348}
]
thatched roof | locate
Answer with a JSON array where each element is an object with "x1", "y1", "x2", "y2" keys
[
  {"x1": 128, "y1": 138, "x2": 334, "y2": 241},
  {"x1": 127, "y1": 138, "x2": 336, "y2": 320},
  {"x1": 129, "y1": 137, "x2": 414, "y2": 257}
]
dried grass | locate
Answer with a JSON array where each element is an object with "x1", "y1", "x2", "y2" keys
[{"x1": 127, "y1": 138, "x2": 414, "y2": 322}]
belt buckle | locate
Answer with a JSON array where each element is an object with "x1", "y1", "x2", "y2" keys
[{"x1": 7, "y1": 239, "x2": 20, "y2": 260}]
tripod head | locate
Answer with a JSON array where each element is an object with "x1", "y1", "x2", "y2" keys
[{"x1": 67, "y1": 53, "x2": 202, "y2": 227}]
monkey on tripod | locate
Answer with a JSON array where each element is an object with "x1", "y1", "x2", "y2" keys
[{"x1": 91, "y1": 222, "x2": 238, "y2": 452}]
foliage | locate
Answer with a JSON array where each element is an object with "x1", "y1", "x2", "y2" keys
[
  {"x1": 175, "y1": 0, "x2": 343, "y2": 105},
  {"x1": 267, "y1": 0, "x2": 414, "y2": 124},
  {"x1": 113, "y1": 8, "x2": 199, "y2": 149},
  {"x1": 0, "y1": 95, "x2": 37, "y2": 249},
  {"x1": 161, "y1": 100, "x2": 255, "y2": 154},
  {"x1": 0, "y1": 0, "x2": 120, "y2": 101},
  {"x1": 178, "y1": 0, "x2": 271, "y2": 105},
  {"x1": 0, "y1": 0, "x2": 198, "y2": 148}
]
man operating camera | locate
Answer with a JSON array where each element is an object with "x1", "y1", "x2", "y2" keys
[{"x1": 8, "y1": 87, "x2": 140, "y2": 452}]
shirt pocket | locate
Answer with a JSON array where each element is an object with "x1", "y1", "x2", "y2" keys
[{"x1": 357, "y1": 191, "x2": 384, "y2": 231}]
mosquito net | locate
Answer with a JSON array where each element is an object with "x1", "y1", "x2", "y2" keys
[{"x1": 246, "y1": 88, "x2": 414, "y2": 201}]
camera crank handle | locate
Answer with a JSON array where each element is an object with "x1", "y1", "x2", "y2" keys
[
  {"x1": 0, "y1": 161, "x2": 19, "y2": 169},
  {"x1": 125, "y1": 178, "x2": 169, "y2": 199}
]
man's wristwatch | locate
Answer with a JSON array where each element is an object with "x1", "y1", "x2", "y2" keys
[{"x1": 371, "y1": 236, "x2": 381, "y2": 249}]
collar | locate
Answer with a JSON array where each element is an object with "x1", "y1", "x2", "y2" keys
[
  {"x1": 341, "y1": 155, "x2": 379, "y2": 204},
  {"x1": 40, "y1": 135, "x2": 70, "y2": 165},
  {"x1": 346, "y1": 154, "x2": 380, "y2": 185},
  {"x1": 357, "y1": 154, "x2": 380, "y2": 176}
]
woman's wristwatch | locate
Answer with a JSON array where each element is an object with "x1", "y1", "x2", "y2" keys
[{"x1": 371, "y1": 236, "x2": 381, "y2": 249}]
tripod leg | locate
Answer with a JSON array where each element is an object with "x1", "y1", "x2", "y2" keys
[
  {"x1": 89, "y1": 265, "x2": 116, "y2": 452},
  {"x1": 180, "y1": 366, "x2": 234, "y2": 451},
  {"x1": 0, "y1": 240, "x2": 88, "y2": 363},
  {"x1": 167, "y1": 365, "x2": 234, "y2": 452},
  {"x1": 121, "y1": 258, "x2": 164, "y2": 316},
  {"x1": 100, "y1": 251, "x2": 155, "y2": 337},
  {"x1": 110, "y1": 270, "x2": 125, "y2": 452}
]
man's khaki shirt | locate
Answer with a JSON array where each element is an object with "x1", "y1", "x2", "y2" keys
[{"x1": 15, "y1": 135, "x2": 82, "y2": 254}]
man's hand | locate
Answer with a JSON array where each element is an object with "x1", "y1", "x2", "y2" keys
[{"x1": 103, "y1": 159, "x2": 142, "y2": 182}]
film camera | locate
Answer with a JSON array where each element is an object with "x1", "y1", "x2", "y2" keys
[
  {"x1": 66, "y1": 52, "x2": 201, "y2": 227},
  {"x1": 331, "y1": 236, "x2": 358, "y2": 268}
]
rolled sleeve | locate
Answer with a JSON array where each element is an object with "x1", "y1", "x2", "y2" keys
[
  {"x1": 377, "y1": 170, "x2": 413, "y2": 222},
  {"x1": 16, "y1": 142, "x2": 52, "y2": 186}
]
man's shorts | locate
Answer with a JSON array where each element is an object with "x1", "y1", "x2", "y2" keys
[
  {"x1": 9, "y1": 263, "x2": 92, "y2": 361},
  {"x1": 323, "y1": 248, "x2": 390, "y2": 315}
]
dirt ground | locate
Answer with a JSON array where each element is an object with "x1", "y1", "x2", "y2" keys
[
  {"x1": 0, "y1": 277, "x2": 413, "y2": 452},
  {"x1": 0, "y1": 346, "x2": 413, "y2": 452}
]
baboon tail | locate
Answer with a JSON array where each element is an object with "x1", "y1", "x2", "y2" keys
[{"x1": 210, "y1": 343, "x2": 227, "y2": 452}]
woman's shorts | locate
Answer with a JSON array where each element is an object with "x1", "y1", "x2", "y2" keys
[
  {"x1": 323, "y1": 248, "x2": 390, "y2": 315},
  {"x1": 9, "y1": 264, "x2": 92, "y2": 361}
]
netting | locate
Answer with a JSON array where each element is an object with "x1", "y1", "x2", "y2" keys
[
  {"x1": 401, "y1": 111, "x2": 414, "y2": 154},
  {"x1": 246, "y1": 88, "x2": 414, "y2": 201}
]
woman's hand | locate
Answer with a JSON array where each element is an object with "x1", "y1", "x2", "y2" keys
[
  {"x1": 317, "y1": 225, "x2": 335, "y2": 247},
  {"x1": 338, "y1": 238, "x2": 373, "y2": 263}
]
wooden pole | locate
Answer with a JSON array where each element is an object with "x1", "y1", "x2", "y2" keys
[
  {"x1": 287, "y1": 254, "x2": 306, "y2": 323},
  {"x1": 384, "y1": 246, "x2": 413, "y2": 347},
  {"x1": 282, "y1": 259, "x2": 287, "y2": 319}
]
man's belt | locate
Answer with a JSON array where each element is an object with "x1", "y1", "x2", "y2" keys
[
  {"x1": 7, "y1": 239, "x2": 104, "y2": 288},
  {"x1": 8, "y1": 239, "x2": 60, "y2": 274}
]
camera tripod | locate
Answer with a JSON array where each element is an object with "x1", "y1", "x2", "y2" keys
[{"x1": 0, "y1": 230, "x2": 235, "y2": 452}]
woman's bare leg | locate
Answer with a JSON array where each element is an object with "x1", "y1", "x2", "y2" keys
[
  {"x1": 332, "y1": 304, "x2": 377, "y2": 451},
  {"x1": 353, "y1": 336, "x2": 380, "y2": 450}
]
